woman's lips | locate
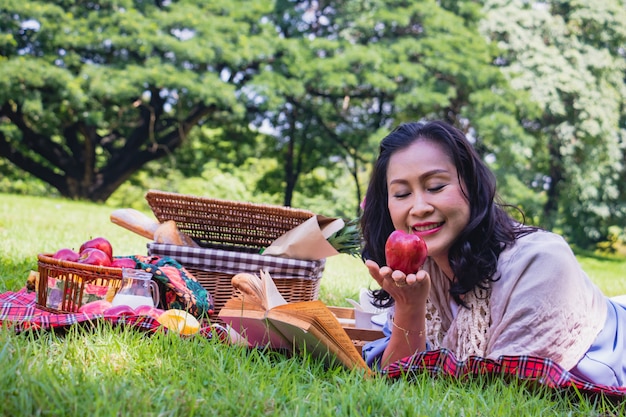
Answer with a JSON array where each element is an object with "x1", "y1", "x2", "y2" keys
[{"x1": 412, "y1": 222, "x2": 444, "y2": 236}]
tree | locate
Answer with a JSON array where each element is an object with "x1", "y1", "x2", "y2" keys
[
  {"x1": 247, "y1": 0, "x2": 535, "y2": 213},
  {"x1": 0, "y1": 0, "x2": 275, "y2": 201},
  {"x1": 480, "y1": 0, "x2": 626, "y2": 246}
]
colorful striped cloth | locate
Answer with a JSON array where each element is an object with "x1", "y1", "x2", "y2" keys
[
  {"x1": 0, "y1": 288, "x2": 223, "y2": 340},
  {"x1": 383, "y1": 348, "x2": 626, "y2": 399}
]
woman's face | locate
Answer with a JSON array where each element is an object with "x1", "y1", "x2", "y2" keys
[{"x1": 386, "y1": 139, "x2": 470, "y2": 265}]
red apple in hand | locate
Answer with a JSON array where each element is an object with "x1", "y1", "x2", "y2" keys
[
  {"x1": 80, "y1": 237, "x2": 113, "y2": 261},
  {"x1": 52, "y1": 248, "x2": 80, "y2": 262},
  {"x1": 78, "y1": 248, "x2": 112, "y2": 266},
  {"x1": 385, "y1": 230, "x2": 428, "y2": 274}
]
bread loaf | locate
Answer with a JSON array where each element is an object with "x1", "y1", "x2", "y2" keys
[
  {"x1": 110, "y1": 208, "x2": 160, "y2": 239},
  {"x1": 153, "y1": 220, "x2": 200, "y2": 247},
  {"x1": 231, "y1": 273, "x2": 264, "y2": 304}
]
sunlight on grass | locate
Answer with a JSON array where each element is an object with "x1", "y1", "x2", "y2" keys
[
  {"x1": 1, "y1": 193, "x2": 625, "y2": 416},
  {"x1": 577, "y1": 254, "x2": 626, "y2": 297},
  {"x1": 319, "y1": 254, "x2": 377, "y2": 307}
]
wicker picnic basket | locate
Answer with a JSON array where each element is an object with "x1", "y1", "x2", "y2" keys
[
  {"x1": 36, "y1": 254, "x2": 123, "y2": 314},
  {"x1": 145, "y1": 189, "x2": 316, "y2": 251},
  {"x1": 145, "y1": 190, "x2": 326, "y2": 316}
]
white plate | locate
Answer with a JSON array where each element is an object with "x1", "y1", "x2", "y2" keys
[{"x1": 371, "y1": 312, "x2": 387, "y2": 327}]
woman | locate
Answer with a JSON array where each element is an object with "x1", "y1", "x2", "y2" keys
[{"x1": 360, "y1": 120, "x2": 626, "y2": 387}]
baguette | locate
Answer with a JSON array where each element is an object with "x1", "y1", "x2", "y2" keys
[{"x1": 110, "y1": 208, "x2": 160, "y2": 240}]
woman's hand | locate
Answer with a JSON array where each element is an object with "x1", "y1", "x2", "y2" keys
[
  {"x1": 364, "y1": 259, "x2": 430, "y2": 307},
  {"x1": 365, "y1": 259, "x2": 431, "y2": 366}
]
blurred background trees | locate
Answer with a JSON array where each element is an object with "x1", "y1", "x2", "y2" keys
[{"x1": 1, "y1": 0, "x2": 624, "y2": 250}]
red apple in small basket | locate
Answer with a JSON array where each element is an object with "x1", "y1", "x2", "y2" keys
[
  {"x1": 111, "y1": 257, "x2": 137, "y2": 269},
  {"x1": 52, "y1": 248, "x2": 80, "y2": 262},
  {"x1": 385, "y1": 230, "x2": 428, "y2": 274},
  {"x1": 78, "y1": 248, "x2": 112, "y2": 266},
  {"x1": 78, "y1": 300, "x2": 113, "y2": 315},
  {"x1": 80, "y1": 237, "x2": 113, "y2": 261}
]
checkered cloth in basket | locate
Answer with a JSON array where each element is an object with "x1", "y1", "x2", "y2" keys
[
  {"x1": 147, "y1": 243, "x2": 325, "y2": 280},
  {"x1": 146, "y1": 243, "x2": 326, "y2": 317}
]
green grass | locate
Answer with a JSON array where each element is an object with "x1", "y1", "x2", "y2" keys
[{"x1": 1, "y1": 193, "x2": 625, "y2": 416}]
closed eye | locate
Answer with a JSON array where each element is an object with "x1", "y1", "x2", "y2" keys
[{"x1": 427, "y1": 184, "x2": 446, "y2": 192}]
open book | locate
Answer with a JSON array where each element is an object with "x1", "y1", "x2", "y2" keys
[{"x1": 218, "y1": 271, "x2": 371, "y2": 373}]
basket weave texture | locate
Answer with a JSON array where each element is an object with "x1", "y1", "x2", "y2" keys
[
  {"x1": 36, "y1": 254, "x2": 123, "y2": 313},
  {"x1": 147, "y1": 243, "x2": 325, "y2": 316},
  {"x1": 145, "y1": 190, "x2": 326, "y2": 317},
  {"x1": 145, "y1": 189, "x2": 316, "y2": 251}
]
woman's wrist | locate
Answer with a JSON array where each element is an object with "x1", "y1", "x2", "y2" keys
[
  {"x1": 391, "y1": 304, "x2": 427, "y2": 340},
  {"x1": 391, "y1": 316, "x2": 425, "y2": 338}
]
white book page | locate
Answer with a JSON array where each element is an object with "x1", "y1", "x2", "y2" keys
[{"x1": 260, "y1": 270, "x2": 287, "y2": 310}]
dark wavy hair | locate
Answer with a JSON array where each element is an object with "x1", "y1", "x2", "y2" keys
[{"x1": 360, "y1": 120, "x2": 537, "y2": 307}]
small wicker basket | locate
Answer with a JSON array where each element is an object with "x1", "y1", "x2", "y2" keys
[
  {"x1": 145, "y1": 190, "x2": 326, "y2": 319},
  {"x1": 36, "y1": 254, "x2": 123, "y2": 314}
]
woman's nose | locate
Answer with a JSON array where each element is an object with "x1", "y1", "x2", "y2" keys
[{"x1": 409, "y1": 193, "x2": 433, "y2": 217}]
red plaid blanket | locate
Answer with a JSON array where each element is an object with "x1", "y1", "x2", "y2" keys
[
  {"x1": 383, "y1": 348, "x2": 626, "y2": 399},
  {"x1": 2, "y1": 289, "x2": 625, "y2": 399},
  {"x1": 0, "y1": 288, "x2": 222, "y2": 340}
]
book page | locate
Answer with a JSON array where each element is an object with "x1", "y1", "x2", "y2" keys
[
  {"x1": 219, "y1": 298, "x2": 292, "y2": 350},
  {"x1": 272, "y1": 300, "x2": 370, "y2": 371},
  {"x1": 221, "y1": 272, "x2": 371, "y2": 372},
  {"x1": 269, "y1": 318, "x2": 349, "y2": 368},
  {"x1": 260, "y1": 270, "x2": 287, "y2": 310}
]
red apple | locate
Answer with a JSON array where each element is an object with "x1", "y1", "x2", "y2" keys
[
  {"x1": 111, "y1": 257, "x2": 136, "y2": 268},
  {"x1": 78, "y1": 248, "x2": 112, "y2": 266},
  {"x1": 103, "y1": 304, "x2": 137, "y2": 317},
  {"x1": 52, "y1": 248, "x2": 80, "y2": 262},
  {"x1": 385, "y1": 230, "x2": 428, "y2": 274},
  {"x1": 78, "y1": 300, "x2": 113, "y2": 315},
  {"x1": 134, "y1": 305, "x2": 165, "y2": 320},
  {"x1": 80, "y1": 237, "x2": 113, "y2": 261}
]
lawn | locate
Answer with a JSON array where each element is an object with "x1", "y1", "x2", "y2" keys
[{"x1": 0, "y1": 193, "x2": 624, "y2": 416}]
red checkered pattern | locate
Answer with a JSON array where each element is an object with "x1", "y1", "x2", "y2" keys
[
  {"x1": 383, "y1": 348, "x2": 626, "y2": 399},
  {"x1": 0, "y1": 288, "x2": 224, "y2": 340}
]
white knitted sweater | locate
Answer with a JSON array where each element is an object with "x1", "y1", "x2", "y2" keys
[{"x1": 423, "y1": 231, "x2": 607, "y2": 370}]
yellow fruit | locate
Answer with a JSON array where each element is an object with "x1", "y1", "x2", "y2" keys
[{"x1": 156, "y1": 309, "x2": 200, "y2": 335}]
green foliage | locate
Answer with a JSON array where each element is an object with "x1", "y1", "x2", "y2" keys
[
  {"x1": 0, "y1": 0, "x2": 271, "y2": 201},
  {"x1": 1, "y1": 0, "x2": 625, "y2": 247},
  {"x1": 480, "y1": 0, "x2": 626, "y2": 248}
]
